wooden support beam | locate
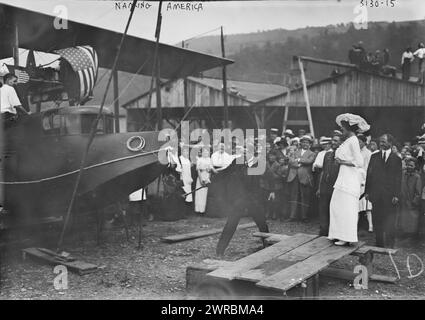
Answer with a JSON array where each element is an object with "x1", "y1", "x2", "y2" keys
[
  {"x1": 320, "y1": 267, "x2": 397, "y2": 284},
  {"x1": 298, "y1": 57, "x2": 315, "y2": 136},
  {"x1": 283, "y1": 120, "x2": 311, "y2": 126},
  {"x1": 161, "y1": 222, "x2": 256, "y2": 243},
  {"x1": 294, "y1": 56, "x2": 357, "y2": 69}
]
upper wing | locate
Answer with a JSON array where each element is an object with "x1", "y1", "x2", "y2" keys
[{"x1": 0, "y1": 3, "x2": 233, "y2": 79}]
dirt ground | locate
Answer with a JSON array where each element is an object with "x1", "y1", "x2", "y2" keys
[{"x1": 0, "y1": 212, "x2": 424, "y2": 300}]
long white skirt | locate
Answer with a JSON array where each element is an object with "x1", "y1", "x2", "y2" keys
[
  {"x1": 328, "y1": 188, "x2": 359, "y2": 243},
  {"x1": 182, "y1": 182, "x2": 193, "y2": 203},
  {"x1": 195, "y1": 177, "x2": 208, "y2": 213}
]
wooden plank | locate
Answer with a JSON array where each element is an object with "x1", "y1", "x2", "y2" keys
[
  {"x1": 252, "y1": 232, "x2": 398, "y2": 257},
  {"x1": 282, "y1": 120, "x2": 310, "y2": 125},
  {"x1": 320, "y1": 267, "x2": 397, "y2": 284},
  {"x1": 257, "y1": 242, "x2": 364, "y2": 292},
  {"x1": 295, "y1": 56, "x2": 357, "y2": 69},
  {"x1": 352, "y1": 245, "x2": 398, "y2": 256},
  {"x1": 369, "y1": 274, "x2": 398, "y2": 283},
  {"x1": 22, "y1": 248, "x2": 98, "y2": 275},
  {"x1": 161, "y1": 222, "x2": 257, "y2": 243},
  {"x1": 252, "y1": 232, "x2": 289, "y2": 244},
  {"x1": 208, "y1": 233, "x2": 318, "y2": 281},
  {"x1": 237, "y1": 237, "x2": 333, "y2": 283}
]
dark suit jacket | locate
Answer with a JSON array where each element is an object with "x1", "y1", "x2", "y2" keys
[
  {"x1": 365, "y1": 151, "x2": 402, "y2": 202},
  {"x1": 287, "y1": 148, "x2": 316, "y2": 186},
  {"x1": 319, "y1": 151, "x2": 340, "y2": 196}
]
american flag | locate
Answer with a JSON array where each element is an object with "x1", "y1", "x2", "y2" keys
[
  {"x1": 15, "y1": 69, "x2": 30, "y2": 84},
  {"x1": 4, "y1": 65, "x2": 31, "y2": 84},
  {"x1": 55, "y1": 46, "x2": 98, "y2": 101}
]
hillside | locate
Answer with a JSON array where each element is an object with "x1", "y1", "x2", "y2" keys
[{"x1": 186, "y1": 20, "x2": 425, "y2": 84}]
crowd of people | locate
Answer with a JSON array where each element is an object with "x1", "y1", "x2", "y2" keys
[
  {"x1": 348, "y1": 41, "x2": 425, "y2": 83},
  {"x1": 159, "y1": 114, "x2": 425, "y2": 250}
]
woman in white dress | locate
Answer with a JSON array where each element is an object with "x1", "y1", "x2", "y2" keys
[
  {"x1": 179, "y1": 148, "x2": 194, "y2": 204},
  {"x1": 328, "y1": 114, "x2": 370, "y2": 245},
  {"x1": 194, "y1": 148, "x2": 215, "y2": 214}
]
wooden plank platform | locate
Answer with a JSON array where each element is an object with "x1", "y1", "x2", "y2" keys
[
  {"x1": 161, "y1": 222, "x2": 257, "y2": 243},
  {"x1": 208, "y1": 233, "x2": 317, "y2": 281},
  {"x1": 253, "y1": 232, "x2": 398, "y2": 256},
  {"x1": 256, "y1": 241, "x2": 364, "y2": 292},
  {"x1": 236, "y1": 237, "x2": 333, "y2": 283},
  {"x1": 187, "y1": 257, "x2": 397, "y2": 298},
  {"x1": 22, "y1": 247, "x2": 98, "y2": 275},
  {"x1": 188, "y1": 232, "x2": 398, "y2": 298}
]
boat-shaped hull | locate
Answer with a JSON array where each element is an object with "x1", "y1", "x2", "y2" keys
[{"x1": 2, "y1": 130, "x2": 167, "y2": 227}]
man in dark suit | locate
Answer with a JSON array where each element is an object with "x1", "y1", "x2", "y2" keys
[
  {"x1": 365, "y1": 134, "x2": 402, "y2": 248},
  {"x1": 317, "y1": 134, "x2": 341, "y2": 236},
  {"x1": 287, "y1": 135, "x2": 316, "y2": 222},
  {"x1": 215, "y1": 158, "x2": 269, "y2": 257}
]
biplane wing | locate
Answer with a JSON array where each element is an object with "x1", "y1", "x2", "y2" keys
[{"x1": 0, "y1": 2, "x2": 233, "y2": 79}]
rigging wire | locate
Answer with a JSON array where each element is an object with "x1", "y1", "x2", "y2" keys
[
  {"x1": 109, "y1": 58, "x2": 150, "y2": 106},
  {"x1": 182, "y1": 27, "x2": 221, "y2": 46}
]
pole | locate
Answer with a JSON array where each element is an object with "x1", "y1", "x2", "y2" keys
[
  {"x1": 13, "y1": 22, "x2": 19, "y2": 66},
  {"x1": 156, "y1": 59, "x2": 162, "y2": 130},
  {"x1": 182, "y1": 41, "x2": 189, "y2": 114},
  {"x1": 298, "y1": 57, "x2": 315, "y2": 137},
  {"x1": 113, "y1": 69, "x2": 120, "y2": 133},
  {"x1": 147, "y1": 1, "x2": 163, "y2": 114},
  {"x1": 220, "y1": 26, "x2": 228, "y2": 129},
  {"x1": 282, "y1": 75, "x2": 291, "y2": 132}
]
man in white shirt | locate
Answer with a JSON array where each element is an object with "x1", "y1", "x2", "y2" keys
[
  {"x1": 312, "y1": 137, "x2": 332, "y2": 172},
  {"x1": 211, "y1": 142, "x2": 235, "y2": 170},
  {"x1": 413, "y1": 43, "x2": 425, "y2": 83},
  {"x1": 1, "y1": 73, "x2": 30, "y2": 120}
]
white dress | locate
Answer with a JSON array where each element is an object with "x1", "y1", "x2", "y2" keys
[
  {"x1": 179, "y1": 155, "x2": 193, "y2": 203},
  {"x1": 195, "y1": 156, "x2": 213, "y2": 213},
  {"x1": 328, "y1": 135, "x2": 364, "y2": 242}
]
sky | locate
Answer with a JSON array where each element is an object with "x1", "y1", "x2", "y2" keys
[
  {"x1": 1, "y1": 0, "x2": 424, "y2": 67},
  {"x1": 1, "y1": 0, "x2": 424, "y2": 44}
]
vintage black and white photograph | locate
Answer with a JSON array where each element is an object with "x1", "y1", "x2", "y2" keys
[{"x1": 0, "y1": 0, "x2": 425, "y2": 302}]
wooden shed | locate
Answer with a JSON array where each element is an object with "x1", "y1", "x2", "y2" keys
[
  {"x1": 122, "y1": 76, "x2": 286, "y2": 131},
  {"x1": 256, "y1": 68, "x2": 425, "y2": 141}
]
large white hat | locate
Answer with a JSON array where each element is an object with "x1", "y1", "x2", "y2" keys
[
  {"x1": 284, "y1": 129, "x2": 294, "y2": 137},
  {"x1": 336, "y1": 113, "x2": 370, "y2": 133}
]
